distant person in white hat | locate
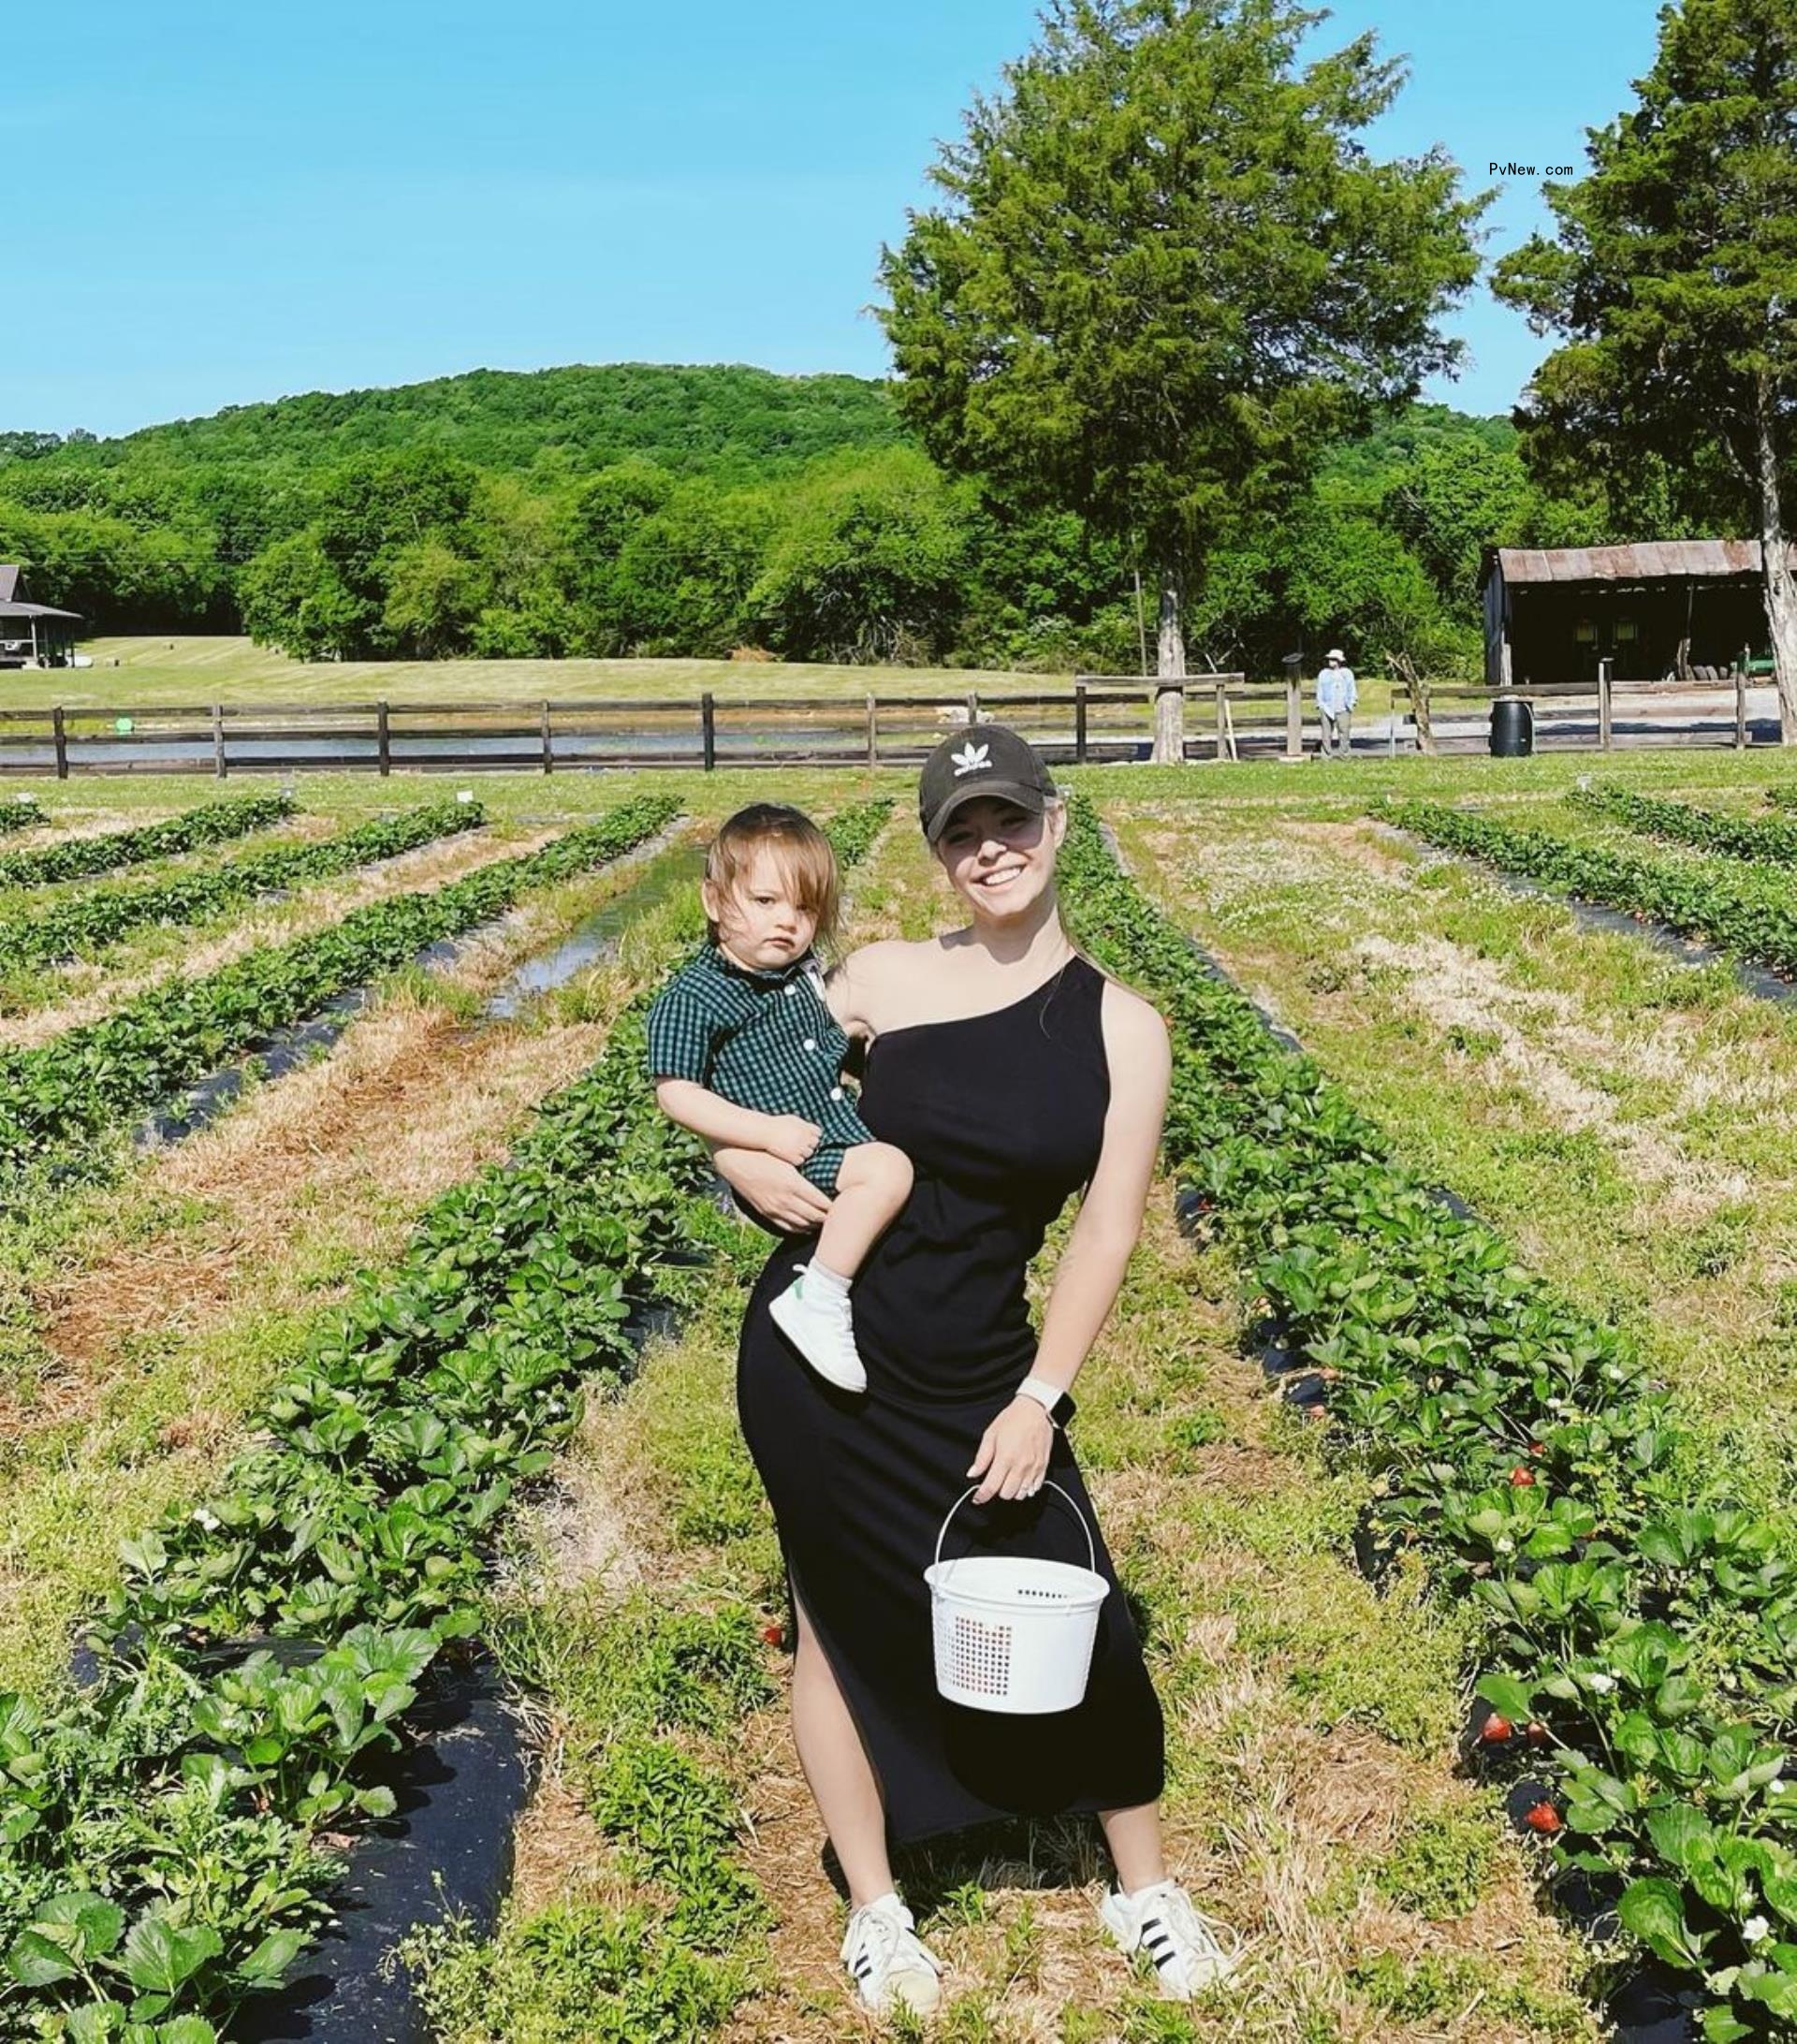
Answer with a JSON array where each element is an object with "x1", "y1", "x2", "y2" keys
[{"x1": 1315, "y1": 649, "x2": 1356, "y2": 758}]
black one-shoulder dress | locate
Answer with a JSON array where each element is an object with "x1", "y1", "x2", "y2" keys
[{"x1": 736, "y1": 954, "x2": 1166, "y2": 1845}]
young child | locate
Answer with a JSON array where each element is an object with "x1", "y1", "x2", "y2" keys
[{"x1": 647, "y1": 803, "x2": 913, "y2": 1392}]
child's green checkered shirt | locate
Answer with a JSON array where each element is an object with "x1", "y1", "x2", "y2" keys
[{"x1": 646, "y1": 942, "x2": 874, "y2": 1189}]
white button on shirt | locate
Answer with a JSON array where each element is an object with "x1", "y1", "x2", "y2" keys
[
  {"x1": 803, "y1": 1038, "x2": 817, "y2": 1051},
  {"x1": 829, "y1": 1087, "x2": 844, "y2": 1101}
]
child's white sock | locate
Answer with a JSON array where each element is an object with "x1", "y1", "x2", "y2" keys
[{"x1": 803, "y1": 1260, "x2": 853, "y2": 1303}]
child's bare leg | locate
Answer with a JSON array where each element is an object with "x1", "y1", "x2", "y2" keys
[{"x1": 814, "y1": 1143, "x2": 913, "y2": 1280}]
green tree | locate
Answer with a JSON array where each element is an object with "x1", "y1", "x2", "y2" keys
[
  {"x1": 1380, "y1": 436, "x2": 1532, "y2": 609},
  {"x1": 747, "y1": 449, "x2": 970, "y2": 662},
  {"x1": 1280, "y1": 504, "x2": 1474, "y2": 674},
  {"x1": 878, "y1": 0, "x2": 1484, "y2": 756},
  {"x1": 237, "y1": 532, "x2": 370, "y2": 660},
  {"x1": 610, "y1": 483, "x2": 773, "y2": 657},
  {"x1": 1494, "y1": 0, "x2": 1797, "y2": 730},
  {"x1": 382, "y1": 537, "x2": 488, "y2": 657}
]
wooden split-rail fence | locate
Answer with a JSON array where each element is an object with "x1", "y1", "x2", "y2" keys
[{"x1": 0, "y1": 671, "x2": 1778, "y2": 779}]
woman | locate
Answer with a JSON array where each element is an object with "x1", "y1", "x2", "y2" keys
[{"x1": 711, "y1": 725, "x2": 1236, "y2": 2020}]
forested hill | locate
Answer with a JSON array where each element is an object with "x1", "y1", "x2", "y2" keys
[
  {"x1": 0, "y1": 363, "x2": 1597, "y2": 676},
  {"x1": 16, "y1": 363, "x2": 906, "y2": 482}
]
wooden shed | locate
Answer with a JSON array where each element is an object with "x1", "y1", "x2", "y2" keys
[
  {"x1": 1479, "y1": 542, "x2": 1788, "y2": 687},
  {"x1": 0, "y1": 565, "x2": 82, "y2": 669}
]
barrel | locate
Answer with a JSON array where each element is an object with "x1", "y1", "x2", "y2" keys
[{"x1": 1489, "y1": 695, "x2": 1534, "y2": 757}]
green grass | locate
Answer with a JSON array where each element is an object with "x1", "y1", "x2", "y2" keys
[
  {"x1": 1111, "y1": 775, "x2": 1797, "y2": 1529},
  {"x1": 54, "y1": 635, "x2": 1059, "y2": 709},
  {"x1": 0, "y1": 830, "x2": 725, "y2": 1699},
  {"x1": 419, "y1": 808, "x2": 1593, "y2": 2039}
]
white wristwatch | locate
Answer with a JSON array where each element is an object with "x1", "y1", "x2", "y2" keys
[{"x1": 1015, "y1": 1374, "x2": 1074, "y2": 1427}]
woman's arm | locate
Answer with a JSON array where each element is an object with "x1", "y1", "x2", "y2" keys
[
  {"x1": 825, "y1": 938, "x2": 909, "y2": 1037},
  {"x1": 709, "y1": 1144, "x2": 834, "y2": 1234},
  {"x1": 968, "y1": 982, "x2": 1171, "y2": 1502}
]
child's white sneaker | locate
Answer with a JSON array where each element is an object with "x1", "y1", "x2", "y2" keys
[
  {"x1": 1100, "y1": 1877, "x2": 1239, "y2": 1999},
  {"x1": 840, "y1": 1892, "x2": 942, "y2": 2017},
  {"x1": 770, "y1": 1267, "x2": 868, "y2": 1392}
]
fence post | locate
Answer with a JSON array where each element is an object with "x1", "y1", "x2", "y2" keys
[
  {"x1": 51, "y1": 706, "x2": 67, "y2": 781},
  {"x1": 212, "y1": 704, "x2": 226, "y2": 779},
  {"x1": 1736, "y1": 665, "x2": 1749, "y2": 750},
  {"x1": 376, "y1": 701, "x2": 391, "y2": 778},
  {"x1": 1214, "y1": 680, "x2": 1228, "y2": 761},
  {"x1": 966, "y1": 690, "x2": 980, "y2": 726},
  {"x1": 1285, "y1": 675, "x2": 1303, "y2": 759},
  {"x1": 701, "y1": 693, "x2": 716, "y2": 772},
  {"x1": 1598, "y1": 660, "x2": 1613, "y2": 751},
  {"x1": 540, "y1": 700, "x2": 554, "y2": 774},
  {"x1": 865, "y1": 694, "x2": 879, "y2": 769},
  {"x1": 1074, "y1": 681, "x2": 1088, "y2": 765}
]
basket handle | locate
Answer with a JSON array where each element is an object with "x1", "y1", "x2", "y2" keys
[{"x1": 932, "y1": 1480, "x2": 1097, "y2": 1575}]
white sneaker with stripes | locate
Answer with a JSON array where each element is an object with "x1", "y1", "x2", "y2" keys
[
  {"x1": 770, "y1": 1267, "x2": 868, "y2": 1392},
  {"x1": 840, "y1": 1891, "x2": 942, "y2": 2018},
  {"x1": 1100, "y1": 1878, "x2": 1238, "y2": 1999}
]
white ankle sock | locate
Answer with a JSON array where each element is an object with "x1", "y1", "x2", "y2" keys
[{"x1": 802, "y1": 1260, "x2": 852, "y2": 1304}]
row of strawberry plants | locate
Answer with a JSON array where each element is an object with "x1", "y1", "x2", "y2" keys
[
  {"x1": 1062, "y1": 797, "x2": 1797, "y2": 2040},
  {"x1": 1389, "y1": 798, "x2": 1797, "y2": 981},
  {"x1": 0, "y1": 796, "x2": 293, "y2": 894},
  {"x1": 0, "y1": 798, "x2": 891, "y2": 2044},
  {"x1": 0, "y1": 798, "x2": 488, "y2": 975},
  {"x1": 0, "y1": 795, "x2": 677, "y2": 1192},
  {"x1": 0, "y1": 799, "x2": 42, "y2": 838},
  {"x1": 412, "y1": 802, "x2": 896, "y2": 2040},
  {"x1": 1571, "y1": 784, "x2": 1797, "y2": 866}
]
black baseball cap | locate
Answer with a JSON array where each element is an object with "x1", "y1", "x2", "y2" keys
[{"x1": 918, "y1": 723, "x2": 1058, "y2": 843}]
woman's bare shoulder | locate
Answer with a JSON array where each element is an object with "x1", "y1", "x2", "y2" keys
[
  {"x1": 1097, "y1": 971, "x2": 1171, "y2": 1065},
  {"x1": 833, "y1": 936, "x2": 953, "y2": 1029}
]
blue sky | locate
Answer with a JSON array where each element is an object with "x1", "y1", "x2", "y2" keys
[{"x1": 7, "y1": 0, "x2": 1659, "y2": 439}]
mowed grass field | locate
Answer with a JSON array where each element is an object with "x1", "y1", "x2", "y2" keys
[
  {"x1": 26, "y1": 634, "x2": 1404, "y2": 721},
  {"x1": 45, "y1": 636, "x2": 1059, "y2": 710},
  {"x1": 6, "y1": 748, "x2": 1797, "y2": 2039}
]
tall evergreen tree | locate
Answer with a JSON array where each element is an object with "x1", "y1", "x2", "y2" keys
[
  {"x1": 877, "y1": 0, "x2": 1483, "y2": 756},
  {"x1": 1495, "y1": 0, "x2": 1797, "y2": 732}
]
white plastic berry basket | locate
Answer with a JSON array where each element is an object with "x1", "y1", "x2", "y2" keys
[{"x1": 924, "y1": 1482, "x2": 1109, "y2": 1715}]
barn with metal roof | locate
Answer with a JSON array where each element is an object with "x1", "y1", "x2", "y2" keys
[
  {"x1": 1479, "y1": 542, "x2": 1789, "y2": 687},
  {"x1": 0, "y1": 566, "x2": 82, "y2": 669}
]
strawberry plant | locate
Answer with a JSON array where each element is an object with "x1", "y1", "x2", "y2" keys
[
  {"x1": 1572, "y1": 783, "x2": 1797, "y2": 866},
  {"x1": 1059, "y1": 796, "x2": 1797, "y2": 2040},
  {"x1": 0, "y1": 798, "x2": 891, "y2": 2038},
  {"x1": 1389, "y1": 798, "x2": 1797, "y2": 980},
  {"x1": 0, "y1": 797, "x2": 486, "y2": 973},
  {"x1": 0, "y1": 794, "x2": 292, "y2": 892},
  {"x1": 0, "y1": 796, "x2": 42, "y2": 837},
  {"x1": 0, "y1": 794, "x2": 677, "y2": 1196}
]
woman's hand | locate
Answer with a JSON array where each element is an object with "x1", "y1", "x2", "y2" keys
[
  {"x1": 968, "y1": 1397, "x2": 1054, "y2": 1504},
  {"x1": 710, "y1": 1145, "x2": 832, "y2": 1234}
]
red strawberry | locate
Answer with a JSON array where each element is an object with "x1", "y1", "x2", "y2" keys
[
  {"x1": 1524, "y1": 1801, "x2": 1563, "y2": 1833},
  {"x1": 1527, "y1": 1443, "x2": 1546, "y2": 1457},
  {"x1": 1480, "y1": 1713, "x2": 1514, "y2": 1745},
  {"x1": 761, "y1": 1623, "x2": 786, "y2": 1648},
  {"x1": 1510, "y1": 1467, "x2": 1537, "y2": 1487},
  {"x1": 1526, "y1": 1721, "x2": 1551, "y2": 1747}
]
